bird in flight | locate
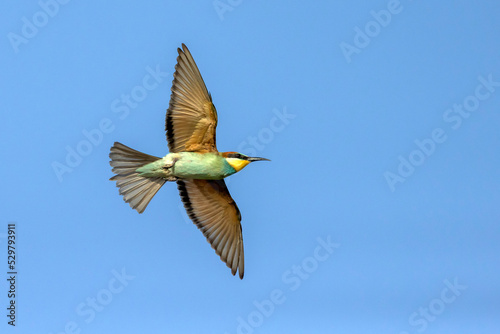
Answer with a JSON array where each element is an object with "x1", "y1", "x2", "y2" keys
[{"x1": 109, "y1": 44, "x2": 269, "y2": 279}]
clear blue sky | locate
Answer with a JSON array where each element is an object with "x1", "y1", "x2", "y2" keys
[{"x1": 1, "y1": 1, "x2": 499, "y2": 333}]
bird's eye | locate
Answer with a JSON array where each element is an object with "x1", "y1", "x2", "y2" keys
[{"x1": 228, "y1": 153, "x2": 245, "y2": 159}]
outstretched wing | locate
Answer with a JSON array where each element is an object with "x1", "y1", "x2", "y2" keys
[
  {"x1": 177, "y1": 179, "x2": 244, "y2": 279},
  {"x1": 166, "y1": 44, "x2": 218, "y2": 153}
]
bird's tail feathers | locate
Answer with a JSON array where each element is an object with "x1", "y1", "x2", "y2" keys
[{"x1": 109, "y1": 142, "x2": 166, "y2": 213}]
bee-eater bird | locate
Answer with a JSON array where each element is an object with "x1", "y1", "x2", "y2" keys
[{"x1": 109, "y1": 44, "x2": 269, "y2": 279}]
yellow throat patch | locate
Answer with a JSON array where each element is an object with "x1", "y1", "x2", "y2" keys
[{"x1": 226, "y1": 158, "x2": 251, "y2": 172}]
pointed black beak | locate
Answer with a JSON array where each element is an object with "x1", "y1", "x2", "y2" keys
[{"x1": 247, "y1": 157, "x2": 271, "y2": 162}]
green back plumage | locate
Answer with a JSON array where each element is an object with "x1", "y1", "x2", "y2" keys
[
  {"x1": 136, "y1": 152, "x2": 236, "y2": 180},
  {"x1": 172, "y1": 152, "x2": 236, "y2": 179}
]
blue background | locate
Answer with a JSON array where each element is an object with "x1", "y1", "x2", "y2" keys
[{"x1": 1, "y1": 1, "x2": 499, "y2": 333}]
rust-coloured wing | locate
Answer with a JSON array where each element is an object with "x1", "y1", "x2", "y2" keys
[
  {"x1": 177, "y1": 179, "x2": 244, "y2": 279},
  {"x1": 166, "y1": 44, "x2": 218, "y2": 153}
]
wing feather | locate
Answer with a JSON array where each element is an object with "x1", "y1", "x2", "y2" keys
[
  {"x1": 166, "y1": 44, "x2": 218, "y2": 153},
  {"x1": 177, "y1": 179, "x2": 244, "y2": 279}
]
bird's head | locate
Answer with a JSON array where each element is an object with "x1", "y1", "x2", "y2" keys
[{"x1": 222, "y1": 152, "x2": 270, "y2": 172}]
